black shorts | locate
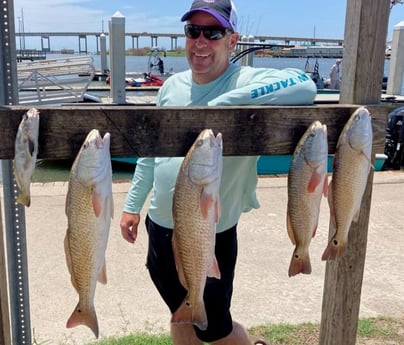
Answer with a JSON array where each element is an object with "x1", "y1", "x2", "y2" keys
[{"x1": 145, "y1": 215, "x2": 238, "y2": 342}]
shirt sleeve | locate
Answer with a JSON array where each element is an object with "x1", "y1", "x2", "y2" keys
[
  {"x1": 123, "y1": 157, "x2": 155, "y2": 214},
  {"x1": 208, "y1": 68, "x2": 317, "y2": 106}
]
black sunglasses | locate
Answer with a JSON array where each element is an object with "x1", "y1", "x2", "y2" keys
[{"x1": 184, "y1": 24, "x2": 232, "y2": 40}]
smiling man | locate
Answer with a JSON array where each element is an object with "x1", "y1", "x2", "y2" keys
[{"x1": 120, "y1": 1, "x2": 317, "y2": 344}]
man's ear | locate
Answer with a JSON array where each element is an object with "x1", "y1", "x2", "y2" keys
[{"x1": 228, "y1": 32, "x2": 239, "y2": 50}]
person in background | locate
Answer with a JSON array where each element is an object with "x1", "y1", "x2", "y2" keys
[
  {"x1": 157, "y1": 57, "x2": 165, "y2": 75},
  {"x1": 120, "y1": 0, "x2": 317, "y2": 344},
  {"x1": 329, "y1": 58, "x2": 342, "y2": 90}
]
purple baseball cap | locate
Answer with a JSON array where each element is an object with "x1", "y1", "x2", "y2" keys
[{"x1": 181, "y1": 0, "x2": 238, "y2": 32}]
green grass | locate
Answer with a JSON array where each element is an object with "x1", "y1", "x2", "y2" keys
[
  {"x1": 86, "y1": 333, "x2": 173, "y2": 345},
  {"x1": 81, "y1": 316, "x2": 404, "y2": 345},
  {"x1": 357, "y1": 316, "x2": 398, "y2": 339}
]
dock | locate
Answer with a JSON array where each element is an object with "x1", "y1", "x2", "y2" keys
[{"x1": 16, "y1": 49, "x2": 46, "y2": 61}]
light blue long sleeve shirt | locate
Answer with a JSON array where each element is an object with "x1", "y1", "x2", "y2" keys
[{"x1": 124, "y1": 64, "x2": 316, "y2": 232}]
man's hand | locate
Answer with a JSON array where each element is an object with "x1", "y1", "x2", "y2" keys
[{"x1": 120, "y1": 212, "x2": 141, "y2": 243}]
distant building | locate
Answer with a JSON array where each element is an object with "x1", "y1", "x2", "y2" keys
[{"x1": 276, "y1": 45, "x2": 343, "y2": 58}]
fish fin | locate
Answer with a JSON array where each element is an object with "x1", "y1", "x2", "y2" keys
[
  {"x1": 288, "y1": 250, "x2": 311, "y2": 277},
  {"x1": 207, "y1": 256, "x2": 221, "y2": 279},
  {"x1": 321, "y1": 235, "x2": 346, "y2": 261},
  {"x1": 171, "y1": 298, "x2": 208, "y2": 331},
  {"x1": 286, "y1": 209, "x2": 296, "y2": 245},
  {"x1": 307, "y1": 170, "x2": 323, "y2": 193},
  {"x1": 98, "y1": 260, "x2": 107, "y2": 285},
  {"x1": 327, "y1": 183, "x2": 336, "y2": 230},
  {"x1": 200, "y1": 189, "x2": 214, "y2": 219},
  {"x1": 172, "y1": 235, "x2": 187, "y2": 289},
  {"x1": 63, "y1": 232, "x2": 77, "y2": 290},
  {"x1": 92, "y1": 190, "x2": 102, "y2": 217},
  {"x1": 16, "y1": 193, "x2": 30, "y2": 207},
  {"x1": 64, "y1": 234, "x2": 82, "y2": 292},
  {"x1": 66, "y1": 303, "x2": 99, "y2": 338}
]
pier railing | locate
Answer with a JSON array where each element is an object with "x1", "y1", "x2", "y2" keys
[{"x1": 17, "y1": 55, "x2": 95, "y2": 105}]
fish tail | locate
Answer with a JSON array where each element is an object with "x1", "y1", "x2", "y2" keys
[
  {"x1": 171, "y1": 299, "x2": 208, "y2": 331},
  {"x1": 16, "y1": 193, "x2": 30, "y2": 207},
  {"x1": 288, "y1": 250, "x2": 312, "y2": 277},
  {"x1": 66, "y1": 303, "x2": 99, "y2": 338},
  {"x1": 321, "y1": 236, "x2": 346, "y2": 261}
]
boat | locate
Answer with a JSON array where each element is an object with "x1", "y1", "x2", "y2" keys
[
  {"x1": 105, "y1": 72, "x2": 164, "y2": 87},
  {"x1": 105, "y1": 47, "x2": 172, "y2": 88}
]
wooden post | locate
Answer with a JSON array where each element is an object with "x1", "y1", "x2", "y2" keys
[
  {"x1": 339, "y1": 0, "x2": 390, "y2": 104},
  {"x1": 319, "y1": 1, "x2": 390, "y2": 345}
]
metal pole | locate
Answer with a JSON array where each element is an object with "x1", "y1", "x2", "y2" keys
[{"x1": 0, "y1": 0, "x2": 32, "y2": 344}]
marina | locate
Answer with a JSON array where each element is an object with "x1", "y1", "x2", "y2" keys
[
  {"x1": 15, "y1": 53, "x2": 404, "y2": 104},
  {"x1": 1, "y1": 1, "x2": 404, "y2": 345}
]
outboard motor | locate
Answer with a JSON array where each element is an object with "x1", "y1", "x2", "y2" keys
[{"x1": 382, "y1": 106, "x2": 404, "y2": 170}]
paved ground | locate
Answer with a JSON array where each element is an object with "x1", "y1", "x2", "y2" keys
[{"x1": 1, "y1": 171, "x2": 403, "y2": 344}]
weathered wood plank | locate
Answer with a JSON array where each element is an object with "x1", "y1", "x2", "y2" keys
[
  {"x1": 320, "y1": 166, "x2": 374, "y2": 344},
  {"x1": 0, "y1": 104, "x2": 387, "y2": 160},
  {"x1": 340, "y1": 1, "x2": 390, "y2": 104}
]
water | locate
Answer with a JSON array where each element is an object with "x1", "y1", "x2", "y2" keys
[
  {"x1": 87, "y1": 54, "x2": 395, "y2": 83},
  {"x1": 0, "y1": 159, "x2": 135, "y2": 183}
]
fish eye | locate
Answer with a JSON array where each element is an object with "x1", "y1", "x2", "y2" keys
[{"x1": 196, "y1": 139, "x2": 204, "y2": 147}]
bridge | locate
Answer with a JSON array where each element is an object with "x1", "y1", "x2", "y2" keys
[{"x1": 15, "y1": 31, "x2": 343, "y2": 53}]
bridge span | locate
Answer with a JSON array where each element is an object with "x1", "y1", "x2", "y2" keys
[{"x1": 15, "y1": 31, "x2": 343, "y2": 53}]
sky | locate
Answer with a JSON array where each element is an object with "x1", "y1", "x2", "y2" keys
[{"x1": 11, "y1": 0, "x2": 404, "y2": 52}]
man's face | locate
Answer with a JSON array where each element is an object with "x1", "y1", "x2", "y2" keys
[{"x1": 185, "y1": 11, "x2": 238, "y2": 84}]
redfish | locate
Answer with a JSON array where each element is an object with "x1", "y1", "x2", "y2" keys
[
  {"x1": 13, "y1": 108, "x2": 40, "y2": 207},
  {"x1": 64, "y1": 129, "x2": 113, "y2": 338},
  {"x1": 287, "y1": 121, "x2": 328, "y2": 276},
  {"x1": 322, "y1": 107, "x2": 373, "y2": 260},
  {"x1": 171, "y1": 129, "x2": 223, "y2": 331}
]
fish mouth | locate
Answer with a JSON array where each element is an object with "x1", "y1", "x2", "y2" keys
[
  {"x1": 98, "y1": 132, "x2": 110, "y2": 149},
  {"x1": 87, "y1": 131, "x2": 110, "y2": 150}
]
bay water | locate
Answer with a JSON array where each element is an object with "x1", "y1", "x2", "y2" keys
[{"x1": 91, "y1": 54, "x2": 394, "y2": 82}]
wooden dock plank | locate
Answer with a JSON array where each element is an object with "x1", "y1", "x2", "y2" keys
[{"x1": 0, "y1": 104, "x2": 387, "y2": 160}]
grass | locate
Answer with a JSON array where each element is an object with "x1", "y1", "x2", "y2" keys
[{"x1": 82, "y1": 316, "x2": 404, "y2": 345}]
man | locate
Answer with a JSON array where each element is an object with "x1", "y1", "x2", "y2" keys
[
  {"x1": 329, "y1": 58, "x2": 341, "y2": 90},
  {"x1": 120, "y1": 1, "x2": 317, "y2": 344}
]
